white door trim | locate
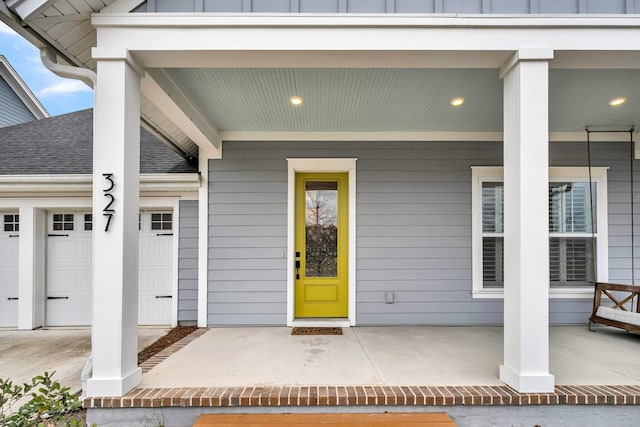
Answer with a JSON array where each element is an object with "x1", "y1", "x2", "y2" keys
[{"x1": 286, "y1": 158, "x2": 357, "y2": 327}]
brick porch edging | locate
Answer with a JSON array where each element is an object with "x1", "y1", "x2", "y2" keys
[
  {"x1": 85, "y1": 384, "x2": 640, "y2": 409},
  {"x1": 139, "y1": 328, "x2": 208, "y2": 373}
]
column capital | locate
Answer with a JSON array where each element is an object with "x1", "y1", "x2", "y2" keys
[
  {"x1": 499, "y1": 48, "x2": 554, "y2": 79},
  {"x1": 92, "y1": 47, "x2": 145, "y2": 78}
]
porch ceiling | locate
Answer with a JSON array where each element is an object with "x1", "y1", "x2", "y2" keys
[{"x1": 161, "y1": 67, "x2": 640, "y2": 134}]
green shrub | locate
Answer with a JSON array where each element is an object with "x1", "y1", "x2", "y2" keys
[{"x1": 0, "y1": 371, "x2": 83, "y2": 427}]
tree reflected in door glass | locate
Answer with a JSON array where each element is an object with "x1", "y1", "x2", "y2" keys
[{"x1": 305, "y1": 182, "x2": 338, "y2": 277}]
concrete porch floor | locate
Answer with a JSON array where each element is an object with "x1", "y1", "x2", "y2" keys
[
  {"x1": 0, "y1": 327, "x2": 169, "y2": 393},
  {"x1": 141, "y1": 326, "x2": 640, "y2": 388}
]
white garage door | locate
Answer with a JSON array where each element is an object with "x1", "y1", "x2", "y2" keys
[
  {"x1": 46, "y1": 213, "x2": 92, "y2": 326},
  {"x1": 0, "y1": 213, "x2": 19, "y2": 327},
  {"x1": 138, "y1": 212, "x2": 174, "y2": 325},
  {"x1": 45, "y1": 211, "x2": 174, "y2": 327}
]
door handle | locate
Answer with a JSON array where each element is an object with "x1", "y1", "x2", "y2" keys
[
  {"x1": 47, "y1": 296, "x2": 69, "y2": 300},
  {"x1": 295, "y1": 251, "x2": 301, "y2": 280},
  {"x1": 155, "y1": 295, "x2": 172, "y2": 299},
  {"x1": 156, "y1": 233, "x2": 173, "y2": 236},
  {"x1": 47, "y1": 234, "x2": 69, "y2": 237},
  {"x1": 9, "y1": 234, "x2": 18, "y2": 238},
  {"x1": 7, "y1": 297, "x2": 18, "y2": 300}
]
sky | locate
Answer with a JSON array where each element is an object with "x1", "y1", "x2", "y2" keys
[{"x1": 0, "y1": 21, "x2": 94, "y2": 116}]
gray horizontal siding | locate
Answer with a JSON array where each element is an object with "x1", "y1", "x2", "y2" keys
[
  {"x1": 178, "y1": 200, "x2": 198, "y2": 324},
  {"x1": 208, "y1": 140, "x2": 638, "y2": 327},
  {"x1": 0, "y1": 76, "x2": 37, "y2": 128},
  {"x1": 137, "y1": 0, "x2": 639, "y2": 13},
  {"x1": 355, "y1": 142, "x2": 493, "y2": 325},
  {"x1": 208, "y1": 154, "x2": 287, "y2": 326}
]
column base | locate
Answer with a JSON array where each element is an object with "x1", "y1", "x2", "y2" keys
[
  {"x1": 86, "y1": 368, "x2": 142, "y2": 397},
  {"x1": 500, "y1": 364, "x2": 555, "y2": 393}
]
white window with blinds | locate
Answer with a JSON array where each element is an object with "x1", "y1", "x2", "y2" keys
[{"x1": 471, "y1": 167, "x2": 608, "y2": 298}]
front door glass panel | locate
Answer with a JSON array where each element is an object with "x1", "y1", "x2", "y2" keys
[{"x1": 305, "y1": 181, "x2": 338, "y2": 277}]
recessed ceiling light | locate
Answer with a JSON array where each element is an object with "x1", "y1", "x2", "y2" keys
[
  {"x1": 608, "y1": 97, "x2": 627, "y2": 107},
  {"x1": 289, "y1": 96, "x2": 303, "y2": 106},
  {"x1": 450, "y1": 97, "x2": 465, "y2": 107}
]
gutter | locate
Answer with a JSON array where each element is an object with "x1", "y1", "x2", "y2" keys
[{"x1": 39, "y1": 47, "x2": 96, "y2": 88}]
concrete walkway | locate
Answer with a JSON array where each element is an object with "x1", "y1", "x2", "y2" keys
[
  {"x1": 0, "y1": 327, "x2": 168, "y2": 393},
  {"x1": 141, "y1": 326, "x2": 640, "y2": 388}
]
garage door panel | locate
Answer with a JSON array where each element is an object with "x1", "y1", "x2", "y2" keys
[
  {"x1": 138, "y1": 295, "x2": 172, "y2": 325},
  {"x1": 139, "y1": 212, "x2": 173, "y2": 325},
  {"x1": 0, "y1": 214, "x2": 19, "y2": 327},
  {"x1": 48, "y1": 240, "x2": 91, "y2": 264},
  {"x1": 46, "y1": 296, "x2": 91, "y2": 326},
  {"x1": 47, "y1": 269, "x2": 92, "y2": 295},
  {"x1": 0, "y1": 242, "x2": 18, "y2": 259},
  {"x1": 46, "y1": 213, "x2": 92, "y2": 327},
  {"x1": 139, "y1": 268, "x2": 171, "y2": 293},
  {"x1": 0, "y1": 268, "x2": 19, "y2": 326},
  {"x1": 0, "y1": 299, "x2": 18, "y2": 327},
  {"x1": 140, "y1": 239, "x2": 172, "y2": 263}
]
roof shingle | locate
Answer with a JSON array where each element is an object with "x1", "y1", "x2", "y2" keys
[{"x1": 0, "y1": 109, "x2": 197, "y2": 174}]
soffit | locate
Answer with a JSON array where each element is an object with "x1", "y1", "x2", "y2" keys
[{"x1": 27, "y1": 0, "x2": 113, "y2": 69}]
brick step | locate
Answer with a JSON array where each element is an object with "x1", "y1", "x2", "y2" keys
[{"x1": 193, "y1": 412, "x2": 456, "y2": 426}]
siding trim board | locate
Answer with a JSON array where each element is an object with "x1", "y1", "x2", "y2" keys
[{"x1": 286, "y1": 158, "x2": 357, "y2": 326}]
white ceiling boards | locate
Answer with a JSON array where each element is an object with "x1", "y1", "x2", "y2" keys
[
  {"x1": 163, "y1": 68, "x2": 503, "y2": 133},
  {"x1": 159, "y1": 67, "x2": 639, "y2": 135}
]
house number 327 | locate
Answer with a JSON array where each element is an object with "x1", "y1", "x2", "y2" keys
[{"x1": 103, "y1": 173, "x2": 115, "y2": 232}]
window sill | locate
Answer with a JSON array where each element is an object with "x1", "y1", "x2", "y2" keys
[{"x1": 472, "y1": 288, "x2": 595, "y2": 299}]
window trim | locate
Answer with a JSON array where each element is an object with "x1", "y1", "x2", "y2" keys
[{"x1": 471, "y1": 166, "x2": 609, "y2": 299}]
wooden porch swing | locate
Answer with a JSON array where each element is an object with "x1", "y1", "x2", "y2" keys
[{"x1": 586, "y1": 128, "x2": 640, "y2": 333}]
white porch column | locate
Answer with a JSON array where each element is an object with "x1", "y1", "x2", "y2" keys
[
  {"x1": 499, "y1": 49, "x2": 555, "y2": 393},
  {"x1": 197, "y1": 147, "x2": 215, "y2": 327},
  {"x1": 86, "y1": 57, "x2": 142, "y2": 397},
  {"x1": 17, "y1": 205, "x2": 46, "y2": 330}
]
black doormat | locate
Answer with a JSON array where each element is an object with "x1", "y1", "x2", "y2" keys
[{"x1": 291, "y1": 327, "x2": 343, "y2": 335}]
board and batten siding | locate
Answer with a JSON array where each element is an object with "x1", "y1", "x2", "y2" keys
[
  {"x1": 0, "y1": 76, "x2": 37, "y2": 128},
  {"x1": 178, "y1": 200, "x2": 199, "y2": 324},
  {"x1": 136, "y1": 0, "x2": 638, "y2": 14},
  {"x1": 208, "y1": 140, "x2": 638, "y2": 326}
]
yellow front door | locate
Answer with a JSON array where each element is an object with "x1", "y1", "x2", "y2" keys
[{"x1": 295, "y1": 173, "x2": 348, "y2": 318}]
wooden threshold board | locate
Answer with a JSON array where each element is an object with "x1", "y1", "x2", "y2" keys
[{"x1": 193, "y1": 412, "x2": 456, "y2": 426}]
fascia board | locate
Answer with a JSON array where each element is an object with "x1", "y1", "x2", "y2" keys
[{"x1": 92, "y1": 14, "x2": 640, "y2": 28}]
